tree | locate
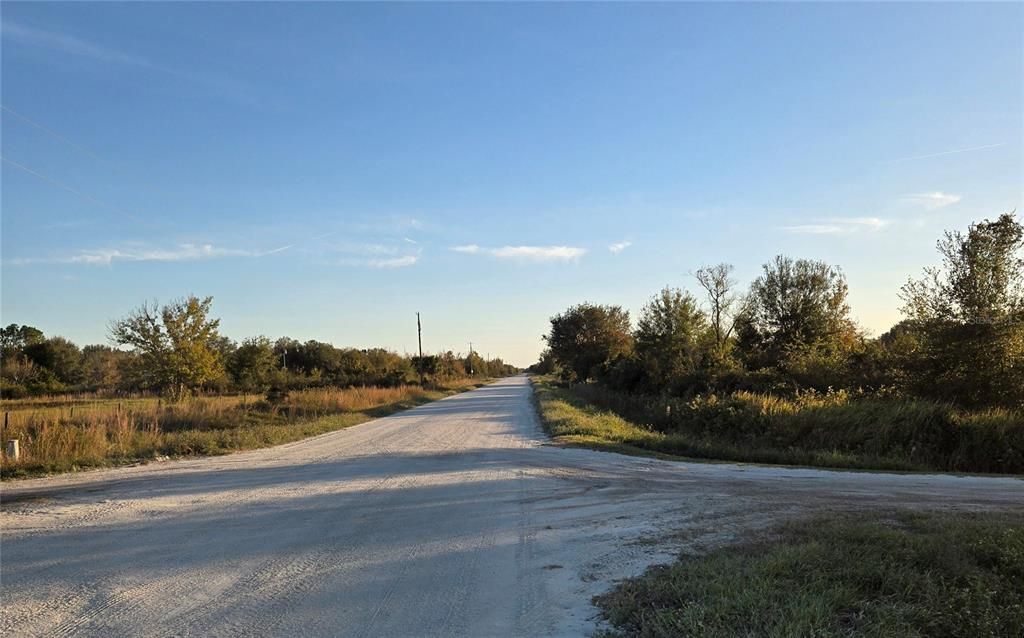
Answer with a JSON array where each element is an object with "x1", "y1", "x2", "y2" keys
[
  {"x1": 0, "y1": 357, "x2": 50, "y2": 397},
  {"x1": 528, "y1": 349, "x2": 558, "y2": 375},
  {"x1": 736, "y1": 256, "x2": 855, "y2": 370},
  {"x1": 545, "y1": 303, "x2": 632, "y2": 381},
  {"x1": 274, "y1": 337, "x2": 300, "y2": 371},
  {"x1": 902, "y1": 213, "x2": 1023, "y2": 324},
  {"x1": 411, "y1": 355, "x2": 439, "y2": 384},
  {"x1": 436, "y1": 351, "x2": 466, "y2": 380},
  {"x1": 24, "y1": 336, "x2": 84, "y2": 386},
  {"x1": 228, "y1": 337, "x2": 277, "y2": 393},
  {"x1": 900, "y1": 213, "x2": 1024, "y2": 407},
  {"x1": 634, "y1": 287, "x2": 708, "y2": 392},
  {"x1": 465, "y1": 351, "x2": 486, "y2": 377},
  {"x1": 109, "y1": 296, "x2": 225, "y2": 399},
  {"x1": 1, "y1": 324, "x2": 44, "y2": 361},
  {"x1": 81, "y1": 345, "x2": 129, "y2": 392},
  {"x1": 694, "y1": 263, "x2": 739, "y2": 353},
  {"x1": 364, "y1": 348, "x2": 413, "y2": 386}
]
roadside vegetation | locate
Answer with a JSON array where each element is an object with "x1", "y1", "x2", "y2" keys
[
  {"x1": 532, "y1": 377, "x2": 1023, "y2": 473},
  {"x1": 0, "y1": 379, "x2": 488, "y2": 479},
  {"x1": 2, "y1": 299, "x2": 516, "y2": 399},
  {"x1": 531, "y1": 213, "x2": 1023, "y2": 474},
  {"x1": 1, "y1": 297, "x2": 517, "y2": 477},
  {"x1": 594, "y1": 511, "x2": 1024, "y2": 638}
]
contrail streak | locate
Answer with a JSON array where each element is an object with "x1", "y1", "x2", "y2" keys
[
  {"x1": 256, "y1": 244, "x2": 295, "y2": 256},
  {"x1": 888, "y1": 142, "x2": 1006, "y2": 162}
]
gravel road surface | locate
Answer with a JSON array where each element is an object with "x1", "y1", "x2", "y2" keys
[{"x1": 2, "y1": 375, "x2": 1022, "y2": 637}]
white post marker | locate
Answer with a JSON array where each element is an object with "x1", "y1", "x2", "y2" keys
[{"x1": 6, "y1": 438, "x2": 20, "y2": 461}]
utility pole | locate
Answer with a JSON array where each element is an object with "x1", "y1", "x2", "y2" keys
[
  {"x1": 468, "y1": 341, "x2": 474, "y2": 375},
  {"x1": 282, "y1": 348, "x2": 287, "y2": 370},
  {"x1": 416, "y1": 312, "x2": 425, "y2": 387}
]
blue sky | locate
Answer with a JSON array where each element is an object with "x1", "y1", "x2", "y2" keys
[{"x1": 1, "y1": 2, "x2": 1021, "y2": 367}]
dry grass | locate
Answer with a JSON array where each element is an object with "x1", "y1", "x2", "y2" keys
[
  {"x1": 532, "y1": 376, "x2": 1024, "y2": 474},
  {"x1": 1, "y1": 379, "x2": 487, "y2": 478}
]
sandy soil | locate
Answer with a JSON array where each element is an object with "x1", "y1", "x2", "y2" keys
[{"x1": 1, "y1": 375, "x2": 1021, "y2": 637}]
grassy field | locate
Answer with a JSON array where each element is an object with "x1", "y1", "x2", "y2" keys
[
  {"x1": 594, "y1": 511, "x2": 1024, "y2": 638},
  {"x1": 531, "y1": 376, "x2": 1024, "y2": 474},
  {"x1": 0, "y1": 379, "x2": 490, "y2": 479}
]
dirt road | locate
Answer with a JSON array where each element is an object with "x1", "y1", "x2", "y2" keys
[{"x1": 2, "y1": 375, "x2": 1021, "y2": 637}]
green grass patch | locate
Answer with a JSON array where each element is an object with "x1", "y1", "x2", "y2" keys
[
  {"x1": 594, "y1": 511, "x2": 1024, "y2": 638},
  {"x1": 531, "y1": 376, "x2": 1024, "y2": 474}
]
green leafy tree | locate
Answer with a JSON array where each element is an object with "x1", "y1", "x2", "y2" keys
[
  {"x1": 528, "y1": 349, "x2": 558, "y2": 375},
  {"x1": 900, "y1": 213, "x2": 1024, "y2": 407},
  {"x1": 24, "y1": 336, "x2": 84, "y2": 386},
  {"x1": 902, "y1": 213, "x2": 1023, "y2": 323},
  {"x1": 545, "y1": 303, "x2": 633, "y2": 381},
  {"x1": 1, "y1": 324, "x2": 44, "y2": 361},
  {"x1": 228, "y1": 336, "x2": 277, "y2": 393},
  {"x1": 736, "y1": 256, "x2": 855, "y2": 371},
  {"x1": 634, "y1": 287, "x2": 708, "y2": 392},
  {"x1": 365, "y1": 348, "x2": 414, "y2": 386},
  {"x1": 411, "y1": 355, "x2": 439, "y2": 384},
  {"x1": 436, "y1": 351, "x2": 466, "y2": 379},
  {"x1": 109, "y1": 296, "x2": 225, "y2": 399},
  {"x1": 81, "y1": 345, "x2": 130, "y2": 392},
  {"x1": 465, "y1": 351, "x2": 487, "y2": 377}
]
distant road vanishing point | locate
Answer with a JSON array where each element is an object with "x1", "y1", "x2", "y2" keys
[{"x1": 3, "y1": 375, "x2": 1022, "y2": 637}]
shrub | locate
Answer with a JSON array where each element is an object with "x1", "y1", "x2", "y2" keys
[{"x1": 542, "y1": 379, "x2": 1023, "y2": 474}]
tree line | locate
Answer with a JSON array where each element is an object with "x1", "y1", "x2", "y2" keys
[
  {"x1": 533, "y1": 213, "x2": 1023, "y2": 409},
  {"x1": 1, "y1": 299, "x2": 517, "y2": 399}
]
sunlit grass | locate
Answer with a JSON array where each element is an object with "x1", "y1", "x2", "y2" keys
[
  {"x1": 531, "y1": 376, "x2": 1024, "y2": 473},
  {"x1": 0, "y1": 378, "x2": 488, "y2": 478},
  {"x1": 595, "y1": 511, "x2": 1024, "y2": 638}
]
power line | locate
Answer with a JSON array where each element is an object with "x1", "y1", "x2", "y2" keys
[
  {"x1": 0, "y1": 105, "x2": 172, "y2": 230},
  {"x1": 416, "y1": 312, "x2": 425, "y2": 387},
  {"x1": 0, "y1": 155, "x2": 152, "y2": 226},
  {"x1": 1, "y1": 104, "x2": 106, "y2": 162}
]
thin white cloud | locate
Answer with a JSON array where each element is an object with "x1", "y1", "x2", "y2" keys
[
  {"x1": 367, "y1": 255, "x2": 419, "y2": 269},
  {"x1": 827, "y1": 217, "x2": 890, "y2": 230},
  {"x1": 451, "y1": 245, "x2": 586, "y2": 261},
  {"x1": 403, "y1": 237, "x2": 418, "y2": 244},
  {"x1": 491, "y1": 246, "x2": 586, "y2": 261},
  {"x1": 782, "y1": 224, "x2": 846, "y2": 235},
  {"x1": 10, "y1": 242, "x2": 286, "y2": 266},
  {"x1": 782, "y1": 217, "x2": 890, "y2": 235},
  {"x1": 452, "y1": 245, "x2": 589, "y2": 264},
  {"x1": 609, "y1": 241, "x2": 632, "y2": 254},
  {"x1": 888, "y1": 143, "x2": 1005, "y2": 163},
  {"x1": 71, "y1": 243, "x2": 251, "y2": 265},
  {"x1": 904, "y1": 192, "x2": 962, "y2": 210}
]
